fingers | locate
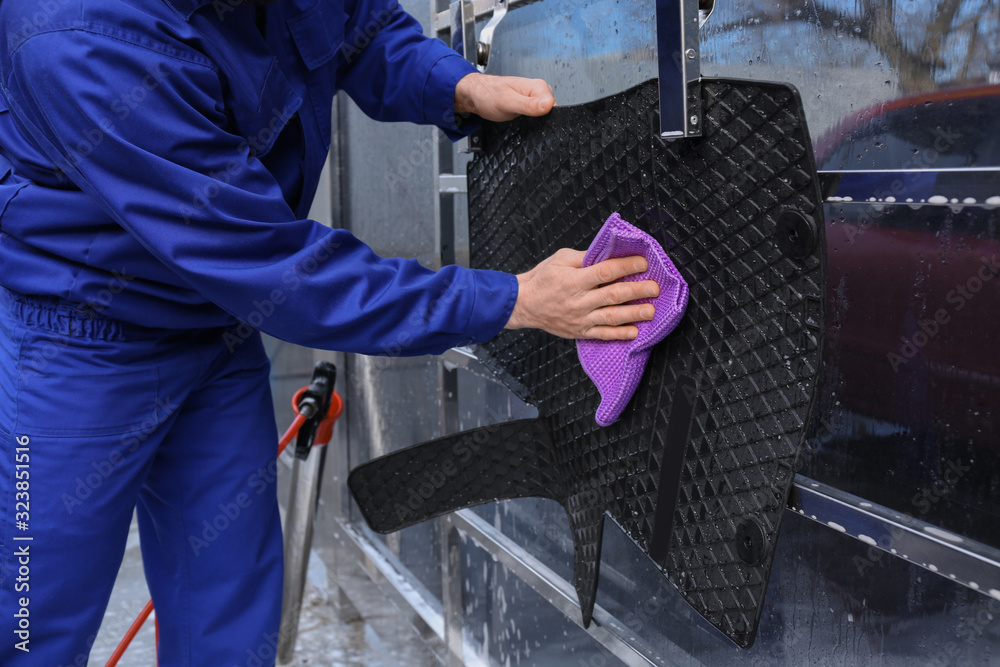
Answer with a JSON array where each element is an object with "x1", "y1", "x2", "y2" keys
[
  {"x1": 594, "y1": 302, "x2": 656, "y2": 327},
  {"x1": 576, "y1": 260, "x2": 659, "y2": 339},
  {"x1": 585, "y1": 255, "x2": 650, "y2": 287},
  {"x1": 583, "y1": 325, "x2": 640, "y2": 341},
  {"x1": 515, "y1": 78, "x2": 556, "y2": 117},
  {"x1": 568, "y1": 252, "x2": 659, "y2": 308},
  {"x1": 577, "y1": 302, "x2": 654, "y2": 341},
  {"x1": 505, "y1": 247, "x2": 662, "y2": 340},
  {"x1": 464, "y1": 75, "x2": 556, "y2": 121},
  {"x1": 594, "y1": 279, "x2": 660, "y2": 308}
]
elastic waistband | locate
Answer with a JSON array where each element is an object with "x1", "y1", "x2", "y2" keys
[{"x1": 1, "y1": 288, "x2": 180, "y2": 341}]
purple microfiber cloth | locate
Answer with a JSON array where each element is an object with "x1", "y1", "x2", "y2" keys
[{"x1": 577, "y1": 213, "x2": 689, "y2": 426}]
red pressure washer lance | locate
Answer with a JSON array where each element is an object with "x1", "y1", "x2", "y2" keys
[{"x1": 106, "y1": 361, "x2": 344, "y2": 667}]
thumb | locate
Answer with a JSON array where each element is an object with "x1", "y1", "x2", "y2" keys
[
  {"x1": 530, "y1": 94, "x2": 555, "y2": 115},
  {"x1": 513, "y1": 78, "x2": 555, "y2": 117}
]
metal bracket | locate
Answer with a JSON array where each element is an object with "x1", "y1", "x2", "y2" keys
[
  {"x1": 450, "y1": 0, "x2": 477, "y2": 64},
  {"x1": 476, "y1": 0, "x2": 508, "y2": 71},
  {"x1": 450, "y1": 0, "x2": 480, "y2": 153},
  {"x1": 449, "y1": 0, "x2": 511, "y2": 152},
  {"x1": 436, "y1": 0, "x2": 543, "y2": 33},
  {"x1": 698, "y1": 0, "x2": 716, "y2": 28},
  {"x1": 656, "y1": 0, "x2": 702, "y2": 138}
]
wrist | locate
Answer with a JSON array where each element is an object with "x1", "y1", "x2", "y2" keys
[
  {"x1": 455, "y1": 72, "x2": 485, "y2": 115},
  {"x1": 504, "y1": 272, "x2": 532, "y2": 330}
]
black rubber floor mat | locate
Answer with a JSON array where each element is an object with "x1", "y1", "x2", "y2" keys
[{"x1": 349, "y1": 78, "x2": 826, "y2": 648}]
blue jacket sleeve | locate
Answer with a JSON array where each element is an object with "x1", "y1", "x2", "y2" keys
[
  {"x1": 338, "y1": 0, "x2": 481, "y2": 139},
  {"x1": 2, "y1": 27, "x2": 516, "y2": 355}
]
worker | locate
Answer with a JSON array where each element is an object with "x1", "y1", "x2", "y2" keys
[{"x1": 0, "y1": 0, "x2": 658, "y2": 663}]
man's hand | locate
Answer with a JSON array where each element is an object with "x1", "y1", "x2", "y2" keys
[
  {"x1": 455, "y1": 73, "x2": 555, "y2": 121},
  {"x1": 506, "y1": 249, "x2": 659, "y2": 340}
]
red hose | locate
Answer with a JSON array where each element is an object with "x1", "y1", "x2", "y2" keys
[
  {"x1": 105, "y1": 388, "x2": 341, "y2": 667},
  {"x1": 277, "y1": 413, "x2": 308, "y2": 457},
  {"x1": 106, "y1": 600, "x2": 153, "y2": 666}
]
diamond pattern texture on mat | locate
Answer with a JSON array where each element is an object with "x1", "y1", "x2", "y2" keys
[{"x1": 349, "y1": 78, "x2": 825, "y2": 649}]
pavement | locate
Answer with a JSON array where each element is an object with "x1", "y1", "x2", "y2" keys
[{"x1": 89, "y1": 514, "x2": 409, "y2": 667}]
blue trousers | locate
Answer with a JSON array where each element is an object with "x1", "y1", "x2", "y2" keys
[{"x1": 0, "y1": 289, "x2": 284, "y2": 665}]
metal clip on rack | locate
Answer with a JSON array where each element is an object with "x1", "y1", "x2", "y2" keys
[{"x1": 445, "y1": 0, "x2": 711, "y2": 140}]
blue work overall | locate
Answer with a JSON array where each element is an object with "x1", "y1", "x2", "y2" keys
[{"x1": 0, "y1": 0, "x2": 516, "y2": 662}]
